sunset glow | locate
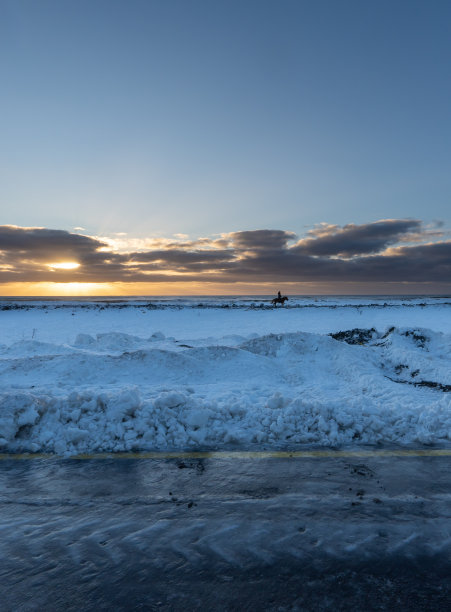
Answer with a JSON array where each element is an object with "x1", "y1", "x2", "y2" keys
[
  {"x1": 47, "y1": 262, "x2": 80, "y2": 270},
  {"x1": 1, "y1": 2, "x2": 450, "y2": 296}
]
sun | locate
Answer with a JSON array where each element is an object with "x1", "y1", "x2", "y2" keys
[{"x1": 47, "y1": 262, "x2": 80, "y2": 270}]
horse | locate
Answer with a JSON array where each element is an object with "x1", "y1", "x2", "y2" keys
[{"x1": 271, "y1": 295, "x2": 288, "y2": 307}]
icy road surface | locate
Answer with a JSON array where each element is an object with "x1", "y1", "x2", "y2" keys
[{"x1": 1, "y1": 452, "x2": 450, "y2": 611}]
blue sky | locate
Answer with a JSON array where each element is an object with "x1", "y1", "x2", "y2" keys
[
  {"x1": 2, "y1": 0, "x2": 450, "y2": 236},
  {"x1": 1, "y1": 1, "x2": 451, "y2": 294}
]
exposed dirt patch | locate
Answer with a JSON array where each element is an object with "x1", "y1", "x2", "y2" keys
[{"x1": 330, "y1": 329, "x2": 377, "y2": 345}]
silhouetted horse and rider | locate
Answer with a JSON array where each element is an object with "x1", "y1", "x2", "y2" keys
[{"x1": 272, "y1": 291, "x2": 288, "y2": 307}]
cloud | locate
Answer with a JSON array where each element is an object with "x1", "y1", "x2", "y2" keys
[
  {"x1": 294, "y1": 219, "x2": 427, "y2": 257},
  {"x1": 1, "y1": 220, "x2": 450, "y2": 286},
  {"x1": 0, "y1": 226, "x2": 106, "y2": 261},
  {"x1": 229, "y1": 230, "x2": 297, "y2": 252}
]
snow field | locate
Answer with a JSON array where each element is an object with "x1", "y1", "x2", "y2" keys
[{"x1": 1, "y1": 303, "x2": 451, "y2": 454}]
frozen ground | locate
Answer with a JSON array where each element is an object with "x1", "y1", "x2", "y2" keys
[
  {"x1": 1, "y1": 454, "x2": 450, "y2": 610},
  {"x1": 1, "y1": 296, "x2": 451, "y2": 454}
]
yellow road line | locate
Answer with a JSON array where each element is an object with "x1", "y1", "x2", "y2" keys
[{"x1": 0, "y1": 449, "x2": 450, "y2": 460}]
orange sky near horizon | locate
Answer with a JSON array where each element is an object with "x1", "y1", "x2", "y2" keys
[
  {"x1": 0, "y1": 281, "x2": 449, "y2": 298},
  {"x1": 1, "y1": 222, "x2": 450, "y2": 296}
]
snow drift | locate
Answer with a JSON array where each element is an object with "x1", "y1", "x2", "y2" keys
[{"x1": 1, "y1": 323, "x2": 451, "y2": 455}]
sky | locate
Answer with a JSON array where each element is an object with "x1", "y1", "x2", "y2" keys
[{"x1": 1, "y1": 0, "x2": 451, "y2": 295}]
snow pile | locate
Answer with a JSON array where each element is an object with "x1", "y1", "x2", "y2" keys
[{"x1": 0, "y1": 320, "x2": 451, "y2": 454}]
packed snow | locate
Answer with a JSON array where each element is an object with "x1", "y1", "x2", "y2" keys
[{"x1": 1, "y1": 296, "x2": 451, "y2": 454}]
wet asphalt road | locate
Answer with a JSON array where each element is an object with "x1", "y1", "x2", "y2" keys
[{"x1": 0, "y1": 452, "x2": 450, "y2": 611}]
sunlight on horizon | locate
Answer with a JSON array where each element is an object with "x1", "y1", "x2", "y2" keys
[{"x1": 0, "y1": 281, "x2": 445, "y2": 298}]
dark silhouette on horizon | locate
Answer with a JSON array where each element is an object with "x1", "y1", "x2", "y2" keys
[{"x1": 272, "y1": 291, "x2": 288, "y2": 307}]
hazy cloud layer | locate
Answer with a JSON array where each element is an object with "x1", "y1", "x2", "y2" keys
[{"x1": 0, "y1": 220, "x2": 450, "y2": 285}]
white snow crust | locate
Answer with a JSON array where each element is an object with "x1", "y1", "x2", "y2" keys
[{"x1": 1, "y1": 297, "x2": 451, "y2": 454}]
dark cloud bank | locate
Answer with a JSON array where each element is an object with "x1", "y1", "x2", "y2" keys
[{"x1": 0, "y1": 220, "x2": 450, "y2": 287}]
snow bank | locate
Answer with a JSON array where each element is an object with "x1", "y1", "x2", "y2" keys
[{"x1": 0, "y1": 320, "x2": 451, "y2": 454}]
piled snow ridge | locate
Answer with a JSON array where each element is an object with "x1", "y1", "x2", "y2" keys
[{"x1": 0, "y1": 328, "x2": 450, "y2": 455}]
